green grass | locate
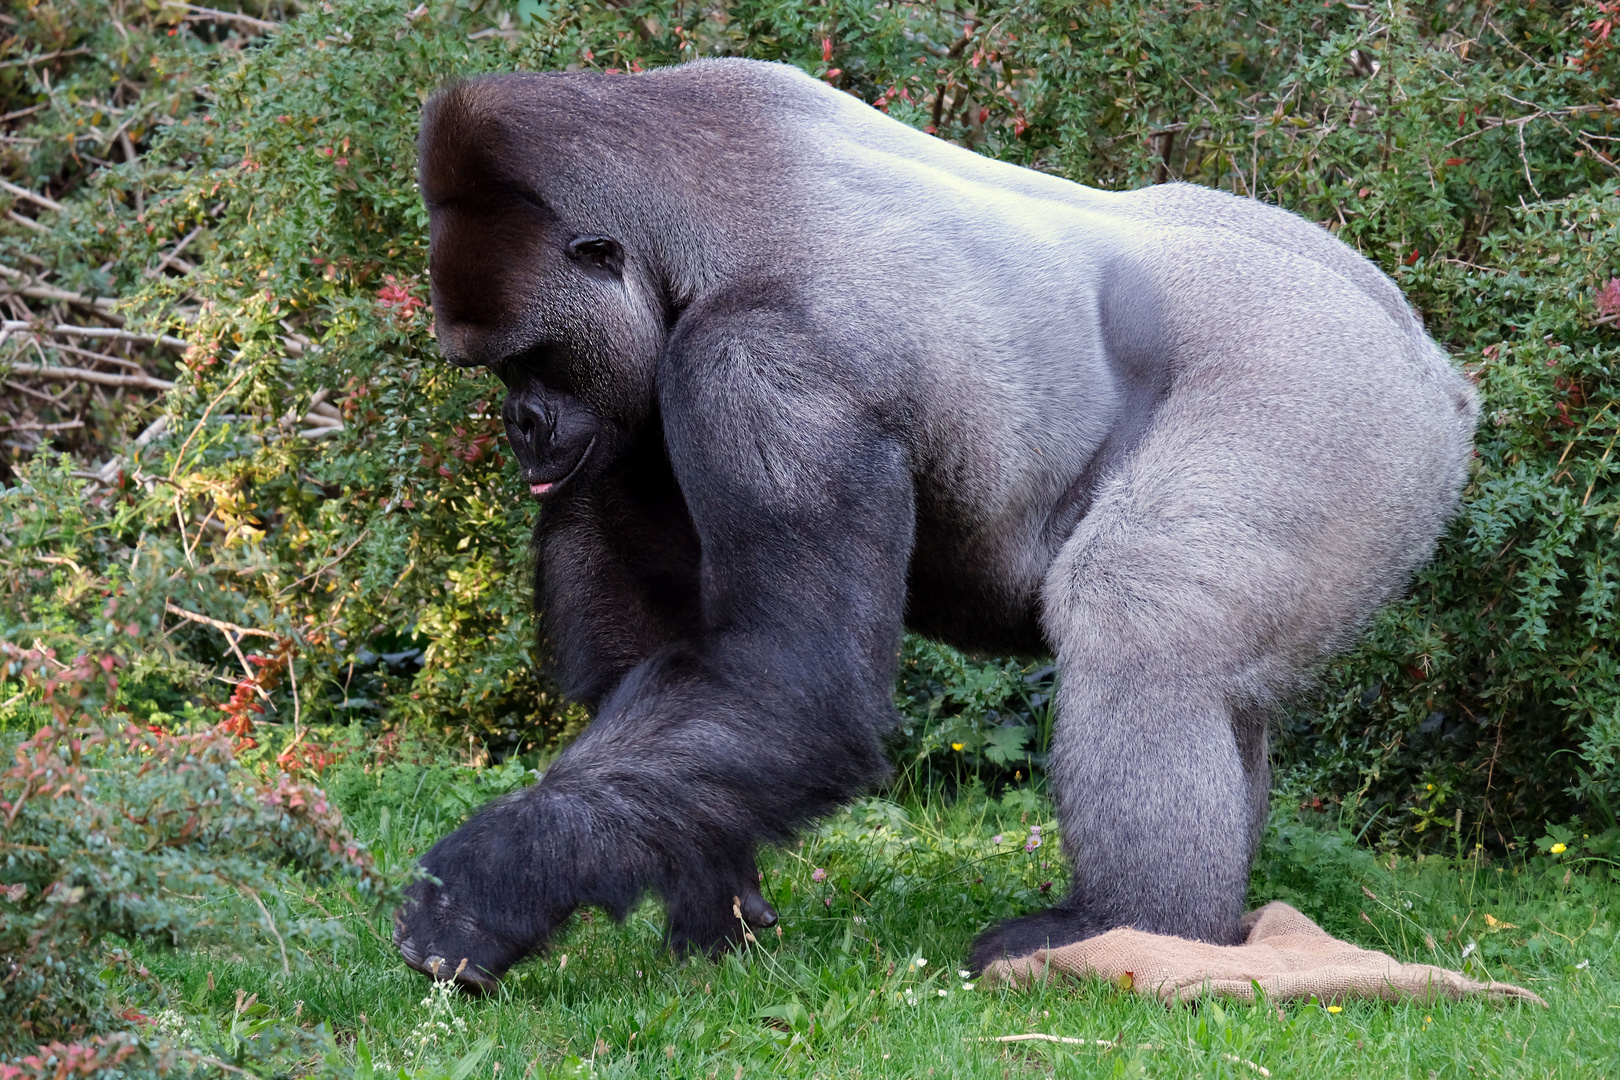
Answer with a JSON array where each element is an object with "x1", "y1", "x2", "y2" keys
[{"x1": 131, "y1": 753, "x2": 1620, "y2": 1079}]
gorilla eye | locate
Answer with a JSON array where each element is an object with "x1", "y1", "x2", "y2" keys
[{"x1": 567, "y1": 235, "x2": 624, "y2": 281}]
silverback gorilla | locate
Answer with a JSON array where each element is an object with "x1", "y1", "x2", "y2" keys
[{"x1": 394, "y1": 58, "x2": 1477, "y2": 991}]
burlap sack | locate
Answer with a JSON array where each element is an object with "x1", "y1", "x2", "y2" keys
[{"x1": 982, "y1": 901, "x2": 1547, "y2": 1007}]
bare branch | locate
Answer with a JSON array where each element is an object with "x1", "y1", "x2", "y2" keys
[
  {"x1": 244, "y1": 887, "x2": 291, "y2": 977},
  {"x1": 6, "y1": 211, "x2": 47, "y2": 233},
  {"x1": 3, "y1": 378, "x2": 68, "y2": 405},
  {"x1": 25, "y1": 337, "x2": 151, "y2": 372},
  {"x1": 0, "y1": 103, "x2": 48, "y2": 124},
  {"x1": 170, "y1": 367, "x2": 251, "y2": 482},
  {"x1": 0, "y1": 179, "x2": 62, "y2": 213},
  {"x1": 0, "y1": 48, "x2": 92, "y2": 69},
  {"x1": 162, "y1": 601, "x2": 278, "y2": 686},
  {"x1": 1, "y1": 319, "x2": 186, "y2": 351},
  {"x1": 0, "y1": 418, "x2": 82, "y2": 433},
  {"x1": 4, "y1": 364, "x2": 174, "y2": 390},
  {"x1": 147, "y1": 225, "x2": 205, "y2": 279},
  {"x1": 180, "y1": 4, "x2": 279, "y2": 33},
  {"x1": 0, "y1": 264, "x2": 123, "y2": 323}
]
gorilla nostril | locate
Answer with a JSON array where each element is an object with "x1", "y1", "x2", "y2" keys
[{"x1": 504, "y1": 399, "x2": 549, "y2": 444}]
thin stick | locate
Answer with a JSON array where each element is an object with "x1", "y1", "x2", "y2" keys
[
  {"x1": 3, "y1": 363, "x2": 174, "y2": 390},
  {"x1": 4, "y1": 284, "x2": 123, "y2": 322},
  {"x1": 245, "y1": 888, "x2": 292, "y2": 977},
  {"x1": 1518, "y1": 123, "x2": 1542, "y2": 201},
  {"x1": 0, "y1": 103, "x2": 48, "y2": 123},
  {"x1": 0, "y1": 47, "x2": 92, "y2": 68},
  {"x1": 287, "y1": 652, "x2": 301, "y2": 736},
  {"x1": 985, "y1": 1034, "x2": 1151, "y2": 1048},
  {"x1": 0, "y1": 320, "x2": 187, "y2": 352},
  {"x1": 7, "y1": 211, "x2": 47, "y2": 233},
  {"x1": 25, "y1": 338, "x2": 149, "y2": 371},
  {"x1": 169, "y1": 367, "x2": 250, "y2": 482},
  {"x1": 162, "y1": 600, "x2": 277, "y2": 685},
  {"x1": 0, "y1": 265, "x2": 123, "y2": 322},
  {"x1": 3, "y1": 378, "x2": 66, "y2": 405},
  {"x1": 0, "y1": 179, "x2": 62, "y2": 213},
  {"x1": 162, "y1": 601, "x2": 277, "y2": 639},
  {"x1": 288, "y1": 528, "x2": 370, "y2": 591},
  {"x1": 148, "y1": 225, "x2": 204, "y2": 279},
  {"x1": 1583, "y1": 427, "x2": 1620, "y2": 508},
  {"x1": 180, "y1": 4, "x2": 279, "y2": 32},
  {"x1": 0, "y1": 418, "x2": 82, "y2": 433}
]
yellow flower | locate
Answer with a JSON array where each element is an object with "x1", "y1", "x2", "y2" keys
[
  {"x1": 1426, "y1": 783, "x2": 1435, "y2": 791},
  {"x1": 1551, "y1": 842, "x2": 1567, "y2": 854},
  {"x1": 1326, "y1": 1005, "x2": 1343, "y2": 1014},
  {"x1": 951, "y1": 742, "x2": 964, "y2": 751}
]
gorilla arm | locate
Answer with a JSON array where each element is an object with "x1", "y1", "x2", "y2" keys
[{"x1": 393, "y1": 303, "x2": 913, "y2": 988}]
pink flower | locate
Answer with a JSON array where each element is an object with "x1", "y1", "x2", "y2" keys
[
  {"x1": 991, "y1": 834, "x2": 1003, "y2": 844},
  {"x1": 811, "y1": 867, "x2": 826, "y2": 882}
]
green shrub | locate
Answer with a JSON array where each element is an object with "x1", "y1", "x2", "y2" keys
[
  {"x1": 1, "y1": 0, "x2": 1617, "y2": 850},
  {"x1": 0, "y1": 639, "x2": 396, "y2": 1072}
]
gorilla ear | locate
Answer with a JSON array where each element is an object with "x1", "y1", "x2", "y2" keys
[{"x1": 567, "y1": 235, "x2": 625, "y2": 281}]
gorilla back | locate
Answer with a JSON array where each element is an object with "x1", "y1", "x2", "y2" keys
[{"x1": 395, "y1": 58, "x2": 1477, "y2": 989}]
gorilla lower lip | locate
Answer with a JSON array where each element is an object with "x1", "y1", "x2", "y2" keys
[{"x1": 527, "y1": 436, "x2": 596, "y2": 500}]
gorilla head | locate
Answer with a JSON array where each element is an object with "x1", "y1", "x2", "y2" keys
[{"x1": 419, "y1": 77, "x2": 672, "y2": 500}]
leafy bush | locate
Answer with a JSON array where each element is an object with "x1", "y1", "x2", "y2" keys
[
  {"x1": 0, "y1": 639, "x2": 395, "y2": 1071},
  {"x1": 1, "y1": 0, "x2": 1617, "y2": 855}
]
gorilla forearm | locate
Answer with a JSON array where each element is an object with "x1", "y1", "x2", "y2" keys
[
  {"x1": 399, "y1": 320, "x2": 916, "y2": 983},
  {"x1": 400, "y1": 634, "x2": 893, "y2": 979}
]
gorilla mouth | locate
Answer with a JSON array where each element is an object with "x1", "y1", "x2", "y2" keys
[{"x1": 528, "y1": 436, "x2": 595, "y2": 499}]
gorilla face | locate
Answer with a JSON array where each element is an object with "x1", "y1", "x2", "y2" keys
[{"x1": 419, "y1": 83, "x2": 669, "y2": 490}]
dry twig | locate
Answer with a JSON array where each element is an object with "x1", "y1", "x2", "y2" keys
[
  {"x1": 4, "y1": 363, "x2": 174, "y2": 391},
  {"x1": 181, "y1": 4, "x2": 279, "y2": 33},
  {"x1": 0, "y1": 179, "x2": 62, "y2": 213},
  {"x1": 1, "y1": 319, "x2": 185, "y2": 351}
]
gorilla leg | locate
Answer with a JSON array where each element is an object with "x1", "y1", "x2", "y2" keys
[
  {"x1": 1236, "y1": 700, "x2": 1272, "y2": 871},
  {"x1": 970, "y1": 389, "x2": 1392, "y2": 968},
  {"x1": 969, "y1": 673, "x2": 1257, "y2": 966}
]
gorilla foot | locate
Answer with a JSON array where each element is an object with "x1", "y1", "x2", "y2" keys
[{"x1": 967, "y1": 904, "x2": 1116, "y2": 974}]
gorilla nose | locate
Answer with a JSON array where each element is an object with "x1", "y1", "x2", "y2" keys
[{"x1": 502, "y1": 396, "x2": 551, "y2": 446}]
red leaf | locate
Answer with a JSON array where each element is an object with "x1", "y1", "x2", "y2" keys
[{"x1": 1596, "y1": 277, "x2": 1620, "y2": 319}]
